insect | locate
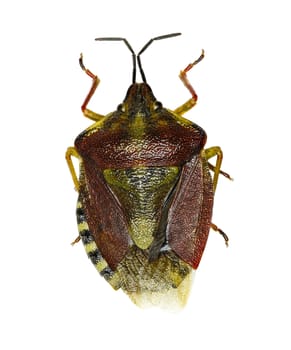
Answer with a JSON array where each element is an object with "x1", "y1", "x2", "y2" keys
[{"x1": 66, "y1": 33, "x2": 230, "y2": 308}]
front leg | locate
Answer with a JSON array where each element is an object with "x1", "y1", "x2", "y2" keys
[
  {"x1": 173, "y1": 50, "x2": 204, "y2": 116},
  {"x1": 79, "y1": 53, "x2": 106, "y2": 122}
]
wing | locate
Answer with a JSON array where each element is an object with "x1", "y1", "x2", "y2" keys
[
  {"x1": 167, "y1": 155, "x2": 214, "y2": 269},
  {"x1": 79, "y1": 160, "x2": 131, "y2": 270}
]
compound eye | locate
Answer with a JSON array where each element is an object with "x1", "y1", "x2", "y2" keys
[
  {"x1": 153, "y1": 101, "x2": 162, "y2": 111},
  {"x1": 117, "y1": 103, "x2": 126, "y2": 113}
]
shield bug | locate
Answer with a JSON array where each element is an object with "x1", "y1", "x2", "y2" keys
[{"x1": 66, "y1": 33, "x2": 230, "y2": 308}]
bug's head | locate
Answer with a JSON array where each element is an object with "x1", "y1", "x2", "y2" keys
[{"x1": 120, "y1": 83, "x2": 163, "y2": 117}]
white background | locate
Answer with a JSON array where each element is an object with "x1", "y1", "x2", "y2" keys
[{"x1": 1, "y1": 0, "x2": 290, "y2": 349}]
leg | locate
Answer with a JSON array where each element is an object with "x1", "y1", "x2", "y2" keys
[
  {"x1": 211, "y1": 223, "x2": 229, "y2": 246},
  {"x1": 66, "y1": 147, "x2": 82, "y2": 244},
  {"x1": 173, "y1": 50, "x2": 204, "y2": 116},
  {"x1": 207, "y1": 162, "x2": 233, "y2": 181},
  {"x1": 71, "y1": 236, "x2": 81, "y2": 245},
  {"x1": 65, "y1": 147, "x2": 81, "y2": 191},
  {"x1": 79, "y1": 53, "x2": 106, "y2": 122},
  {"x1": 204, "y1": 148, "x2": 230, "y2": 246},
  {"x1": 202, "y1": 146, "x2": 223, "y2": 193}
]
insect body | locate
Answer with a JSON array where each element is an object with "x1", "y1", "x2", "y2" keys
[{"x1": 66, "y1": 33, "x2": 229, "y2": 308}]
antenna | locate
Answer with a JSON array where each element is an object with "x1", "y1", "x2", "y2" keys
[{"x1": 95, "y1": 33, "x2": 181, "y2": 83}]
